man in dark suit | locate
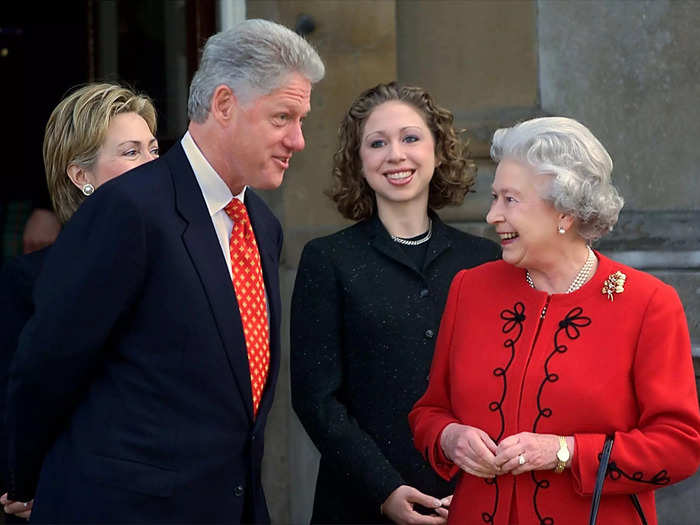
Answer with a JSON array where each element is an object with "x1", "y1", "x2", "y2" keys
[{"x1": 6, "y1": 19, "x2": 324, "y2": 523}]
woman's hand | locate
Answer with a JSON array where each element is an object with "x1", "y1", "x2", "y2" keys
[
  {"x1": 0, "y1": 492, "x2": 33, "y2": 520},
  {"x1": 495, "y1": 432, "x2": 572, "y2": 475},
  {"x1": 436, "y1": 495, "x2": 452, "y2": 518},
  {"x1": 440, "y1": 423, "x2": 499, "y2": 478},
  {"x1": 381, "y1": 485, "x2": 448, "y2": 524}
]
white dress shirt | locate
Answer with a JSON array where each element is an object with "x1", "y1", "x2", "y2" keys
[{"x1": 180, "y1": 131, "x2": 245, "y2": 280}]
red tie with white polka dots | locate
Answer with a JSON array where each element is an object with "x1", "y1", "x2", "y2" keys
[{"x1": 224, "y1": 198, "x2": 270, "y2": 417}]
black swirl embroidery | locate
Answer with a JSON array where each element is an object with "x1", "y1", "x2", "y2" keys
[
  {"x1": 608, "y1": 462, "x2": 670, "y2": 486},
  {"x1": 481, "y1": 303, "x2": 526, "y2": 523},
  {"x1": 531, "y1": 306, "x2": 591, "y2": 524},
  {"x1": 480, "y1": 477, "x2": 498, "y2": 524},
  {"x1": 530, "y1": 471, "x2": 553, "y2": 525},
  {"x1": 491, "y1": 302, "x2": 526, "y2": 442}
]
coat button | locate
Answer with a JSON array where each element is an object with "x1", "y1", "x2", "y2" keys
[
  {"x1": 424, "y1": 329, "x2": 434, "y2": 339},
  {"x1": 420, "y1": 288, "x2": 429, "y2": 298},
  {"x1": 234, "y1": 485, "x2": 245, "y2": 497}
]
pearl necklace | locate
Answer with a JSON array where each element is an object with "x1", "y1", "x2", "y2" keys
[
  {"x1": 390, "y1": 219, "x2": 432, "y2": 246},
  {"x1": 526, "y1": 245, "x2": 596, "y2": 294}
]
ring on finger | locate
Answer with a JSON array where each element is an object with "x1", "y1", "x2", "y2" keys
[{"x1": 518, "y1": 453, "x2": 526, "y2": 465}]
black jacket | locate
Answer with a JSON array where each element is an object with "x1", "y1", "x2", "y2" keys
[
  {"x1": 0, "y1": 248, "x2": 48, "y2": 495},
  {"x1": 291, "y1": 212, "x2": 500, "y2": 523},
  {"x1": 7, "y1": 144, "x2": 282, "y2": 523}
]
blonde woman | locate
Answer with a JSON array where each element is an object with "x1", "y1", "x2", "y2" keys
[{"x1": 0, "y1": 82, "x2": 157, "y2": 520}]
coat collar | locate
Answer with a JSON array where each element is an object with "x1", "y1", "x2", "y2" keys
[
  {"x1": 165, "y1": 143, "x2": 259, "y2": 422},
  {"x1": 366, "y1": 209, "x2": 452, "y2": 274}
]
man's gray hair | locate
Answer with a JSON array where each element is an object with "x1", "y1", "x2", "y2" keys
[
  {"x1": 188, "y1": 18, "x2": 325, "y2": 123},
  {"x1": 491, "y1": 117, "x2": 624, "y2": 241}
]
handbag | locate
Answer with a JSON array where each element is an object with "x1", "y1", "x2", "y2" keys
[{"x1": 589, "y1": 436, "x2": 648, "y2": 525}]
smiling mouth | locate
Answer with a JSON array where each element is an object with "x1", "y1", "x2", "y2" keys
[
  {"x1": 383, "y1": 170, "x2": 415, "y2": 185},
  {"x1": 499, "y1": 232, "x2": 519, "y2": 241},
  {"x1": 385, "y1": 169, "x2": 414, "y2": 180},
  {"x1": 385, "y1": 169, "x2": 413, "y2": 179},
  {"x1": 273, "y1": 156, "x2": 290, "y2": 169}
]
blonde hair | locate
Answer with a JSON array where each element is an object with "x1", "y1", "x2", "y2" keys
[{"x1": 44, "y1": 83, "x2": 157, "y2": 223}]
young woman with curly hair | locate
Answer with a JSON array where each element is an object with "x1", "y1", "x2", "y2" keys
[{"x1": 291, "y1": 82, "x2": 500, "y2": 524}]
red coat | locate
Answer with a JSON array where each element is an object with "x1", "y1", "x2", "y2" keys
[{"x1": 409, "y1": 253, "x2": 700, "y2": 525}]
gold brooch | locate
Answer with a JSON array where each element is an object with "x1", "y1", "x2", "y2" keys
[{"x1": 602, "y1": 271, "x2": 627, "y2": 301}]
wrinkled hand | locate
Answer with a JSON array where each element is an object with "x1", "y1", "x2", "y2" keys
[
  {"x1": 1, "y1": 492, "x2": 33, "y2": 520},
  {"x1": 23, "y1": 208, "x2": 61, "y2": 254},
  {"x1": 440, "y1": 423, "x2": 499, "y2": 478},
  {"x1": 495, "y1": 432, "x2": 563, "y2": 475},
  {"x1": 381, "y1": 485, "x2": 447, "y2": 524}
]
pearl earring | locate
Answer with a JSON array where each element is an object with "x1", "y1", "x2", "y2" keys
[
  {"x1": 558, "y1": 226, "x2": 566, "y2": 235},
  {"x1": 82, "y1": 183, "x2": 95, "y2": 196}
]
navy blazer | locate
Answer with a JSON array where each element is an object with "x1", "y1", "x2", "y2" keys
[
  {"x1": 0, "y1": 248, "x2": 48, "y2": 494},
  {"x1": 7, "y1": 143, "x2": 282, "y2": 523}
]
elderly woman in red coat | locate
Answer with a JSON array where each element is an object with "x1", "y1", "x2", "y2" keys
[{"x1": 409, "y1": 116, "x2": 700, "y2": 525}]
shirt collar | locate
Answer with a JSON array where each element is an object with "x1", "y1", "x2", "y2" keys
[{"x1": 180, "y1": 131, "x2": 246, "y2": 216}]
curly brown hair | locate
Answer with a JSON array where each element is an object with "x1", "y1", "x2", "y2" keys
[{"x1": 327, "y1": 82, "x2": 475, "y2": 221}]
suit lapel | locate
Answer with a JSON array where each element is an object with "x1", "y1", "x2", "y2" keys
[
  {"x1": 368, "y1": 214, "x2": 416, "y2": 271},
  {"x1": 423, "y1": 213, "x2": 452, "y2": 269},
  {"x1": 166, "y1": 144, "x2": 254, "y2": 422}
]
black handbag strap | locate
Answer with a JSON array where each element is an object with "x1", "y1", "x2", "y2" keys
[
  {"x1": 589, "y1": 437, "x2": 648, "y2": 525},
  {"x1": 589, "y1": 437, "x2": 614, "y2": 525},
  {"x1": 630, "y1": 494, "x2": 648, "y2": 525}
]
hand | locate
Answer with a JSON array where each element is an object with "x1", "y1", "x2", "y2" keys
[
  {"x1": 434, "y1": 495, "x2": 452, "y2": 519},
  {"x1": 440, "y1": 423, "x2": 499, "y2": 478},
  {"x1": 495, "y1": 432, "x2": 569, "y2": 475},
  {"x1": 0, "y1": 492, "x2": 33, "y2": 520},
  {"x1": 381, "y1": 485, "x2": 447, "y2": 524},
  {"x1": 23, "y1": 208, "x2": 61, "y2": 254}
]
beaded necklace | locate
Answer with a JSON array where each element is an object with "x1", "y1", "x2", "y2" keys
[{"x1": 526, "y1": 245, "x2": 596, "y2": 293}]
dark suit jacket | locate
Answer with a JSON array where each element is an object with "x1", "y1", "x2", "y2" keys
[
  {"x1": 7, "y1": 143, "x2": 282, "y2": 523},
  {"x1": 0, "y1": 248, "x2": 48, "y2": 495},
  {"x1": 290, "y1": 213, "x2": 500, "y2": 523}
]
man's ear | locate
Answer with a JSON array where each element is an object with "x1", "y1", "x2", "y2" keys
[
  {"x1": 210, "y1": 85, "x2": 238, "y2": 124},
  {"x1": 66, "y1": 164, "x2": 88, "y2": 190}
]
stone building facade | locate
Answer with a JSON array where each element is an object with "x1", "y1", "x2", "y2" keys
[{"x1": 241, "y1": 2, "x2": 700, "y2": 522}]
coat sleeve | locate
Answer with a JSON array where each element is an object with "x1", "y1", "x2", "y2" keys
[
  {"x1": 290, "y1": 241, "x2": 408, "y2": 507},
  {"x1": 0, "y1": 256, "x2": 37, "y2": 493},
  {"x1": 571, "y1": 282, "x2": 700, "y2": 496},
  {"x1": 6, "y1": 186, "x2": 147, "y2": 501},
  {"x1": 408, "y1": 270, "x2": 466, "y2": 481}
]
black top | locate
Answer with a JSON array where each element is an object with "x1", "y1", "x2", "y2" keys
[
  {"x1": 291, "y1": 212, "x2": 500, "y2": 523},
  {"x1": 0, "y1": 247, "x2": 48, "y2": 493}
]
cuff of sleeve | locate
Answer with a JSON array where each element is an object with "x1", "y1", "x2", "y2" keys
[
  {"x1": 571, "y1": 433, "x2": 607, "y2": 496},
  {"x1": 376, "y1": 478, "x2": 404, "y2": 510},
  {"x1": 431, "y1": 423, "x2": 460, "y2": 481}
]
